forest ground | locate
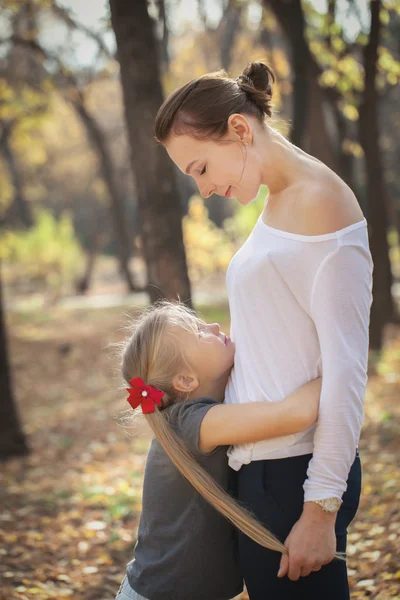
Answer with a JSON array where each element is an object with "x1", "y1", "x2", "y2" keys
[{"x1": 0, "y1": 299, "x2": 399, "y2": 600}]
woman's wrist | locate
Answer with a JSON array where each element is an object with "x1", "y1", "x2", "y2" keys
[{"x1": 303, "y1": 501, "x2": 337, "y2": 523}]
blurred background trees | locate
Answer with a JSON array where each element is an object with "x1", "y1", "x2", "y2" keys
[
  {"x1": 109, "y1": 0, "x2": 192, "y2": 305},
  {"x1": 0, "y1": 0, "x2": 399, "y2": 457},
  {"x1": 1, "y1": 4, "x2": 400, "y2": 597}
]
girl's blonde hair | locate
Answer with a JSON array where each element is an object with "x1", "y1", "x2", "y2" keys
[{"x1": 120, "y1": 300, "x2": 286, "y2": 554}]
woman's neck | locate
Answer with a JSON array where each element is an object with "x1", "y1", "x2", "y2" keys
[{"x1": 258, "y1": 126, "x2": 313, "y2": 196}]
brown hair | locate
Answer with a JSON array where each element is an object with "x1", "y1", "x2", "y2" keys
[
  {"x1": 119, "y1": 300, "x2": 286, "y2": 554},
  {"x1": 155, "y1": 61, "x2": 275, "y2": 143}
]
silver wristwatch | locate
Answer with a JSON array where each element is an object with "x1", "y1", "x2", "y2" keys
[{"x1": 311, "y1": 498, "x2": 342, "y2": 513}]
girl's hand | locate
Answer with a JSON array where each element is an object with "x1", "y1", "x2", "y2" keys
[
  {"x1": 199, "y1": 377, "x2": 322, "y2": 453},
  {"x1": 283, "y1": 377, "x2": 321, "y2": 431}
]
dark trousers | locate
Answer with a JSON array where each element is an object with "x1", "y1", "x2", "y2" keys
[{"x1": 237, "y1": 452, "x2": 361, "y2": 600}]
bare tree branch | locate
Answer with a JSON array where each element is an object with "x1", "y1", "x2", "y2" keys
[
  {"x1": 155, "y1": 0, "x2": 169, "y2": 67},
  {"x1": 347, "y1": 0, "x2": 366, "y2": 32},
  {"x1": 49, "y1": 0, "x2": 115, "y2": 61}
]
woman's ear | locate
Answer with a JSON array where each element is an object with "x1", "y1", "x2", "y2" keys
[
  {"x1": 172, "y1": 373, "x2": 199, "y2": 394},
  {"x1": 227, "y1": 113, "x2": 253, "y2": 144}
]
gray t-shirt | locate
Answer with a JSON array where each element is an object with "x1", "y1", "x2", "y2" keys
[{"x1": 127, "y1": 398, "x2": 243, "y2": 600}]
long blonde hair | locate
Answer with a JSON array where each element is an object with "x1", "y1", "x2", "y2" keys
[{"x1": 120, "y1": 300, "x2": 286, "y2": 554}]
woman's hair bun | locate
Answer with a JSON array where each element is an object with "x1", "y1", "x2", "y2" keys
[
  {"x1": 241, "y1": 62, "x2": 275, "y2": 97},
  {"x1": 236, "y1": 61, "x2": 275, "y2": 118}
]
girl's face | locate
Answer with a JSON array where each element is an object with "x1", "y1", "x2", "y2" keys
[
  {"x1": 171, "y1": 321, "x2": 235, "y2": 397},
  {"x1": 165, "y1": 115, "x2": 263, "y2": 206}
]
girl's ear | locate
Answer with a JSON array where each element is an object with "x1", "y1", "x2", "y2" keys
[{"x1": 172, "y1": 373, "x2": 199, "y2": 394}]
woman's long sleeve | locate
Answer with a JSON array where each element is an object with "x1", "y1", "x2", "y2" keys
[{"x1": 303, "y1": 242, "x2": 373, "y2": 502}]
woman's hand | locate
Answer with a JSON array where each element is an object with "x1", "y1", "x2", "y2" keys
[
  {"x1": 283, "y1": 377, "x2": 321, "y2": 431},
  {"x1": 277, "y1": 502, "x2": 336, "y2": 580}
]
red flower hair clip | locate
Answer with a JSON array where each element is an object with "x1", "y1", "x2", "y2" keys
[{"x1": 126, "y1": 377, "x2": 164, "y2": 414}]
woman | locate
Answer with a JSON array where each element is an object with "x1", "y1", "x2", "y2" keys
[{"x1": 154, "y1": 62, "x2": 373, "y2": 599}]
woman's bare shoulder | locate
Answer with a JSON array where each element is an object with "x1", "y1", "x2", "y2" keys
[{"x1": 296, "y1": 176, "x2": 365, "y2": 236}]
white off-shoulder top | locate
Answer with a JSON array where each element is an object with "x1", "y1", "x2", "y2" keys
[{"x1": 225, "y1": 212, "x2": 373, "y2": 502}]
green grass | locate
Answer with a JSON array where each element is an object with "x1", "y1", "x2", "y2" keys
[{"x1": 196, "y1": 302, "x2": 230, "y2": 330}]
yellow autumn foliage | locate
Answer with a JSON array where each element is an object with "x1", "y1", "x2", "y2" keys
[
  {"x1": 183, "y1": 196, "x2": 235, "y2": 281},
  {"x1": 1, "y1": 209, "x2": 83, "y2": 293}
]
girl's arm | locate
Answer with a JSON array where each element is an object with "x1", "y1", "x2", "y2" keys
[{"x1": 199, "y1": 378, "x2": 321, "y2": 453}]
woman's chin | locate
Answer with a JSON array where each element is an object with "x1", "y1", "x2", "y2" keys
[
  {"x1": 234, "y1": 187, "x2": 260, "y2": 206},
  {"x1": 237, "y1": 194, "x2": 256, "y2": 206}
]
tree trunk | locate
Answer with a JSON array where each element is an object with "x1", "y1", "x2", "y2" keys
[
  {"x1": 0, "y1": 120, "x2": 33, "y2": 229},
  {"x1": 155, "y1": 0, "x2": 169, "y2": 69},
  {"x1": 265, "y1": 0, "x2": 353, "y2": 183},
  {"x1": 203, "y1": 0, "x2": 242, "y2": 228},
  {"x1": 265, "y1": 0, "x2": 340, "y2": 169},
  {"x1": 70, "y1": 99, "x2": 141, "y2": 293},
  {"x1": 259, "y1": 7, "x2": 293, "y2": 119},
  {"x1": 319, "y1": 0, "x2": 355, "y2": 187},
  {"x1": 359, "y1": 0, "x2": 395, "y2": 350},
  {"x1": 0, "y1": 261, "x2": 29, "y2": 460},
  {"x1": 265, "y1": 0, "x2": 310, "y2": 148},
  {"x1": 219, "y1": 0, "x2": 243, "y2": 71},
  {"x1": 76, "y1": 248, "x2": 97, "y2": 294},
  {"x1": 333, "y1": 106, "x2": 356, "y2": 192},
  {"x1": 109, "y1": 0, "x2": 192, "y2": 306},
  {"x1": 306, "y1": 75, "x2": 338, "y2": 171},
  {"x1": 75, "y1": 214, "x2": 99, "y2": 294}
]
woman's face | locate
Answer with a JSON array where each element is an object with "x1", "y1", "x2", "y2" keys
[{"x1": 165, "y1": 115, "x2": 263, "y2": 206}]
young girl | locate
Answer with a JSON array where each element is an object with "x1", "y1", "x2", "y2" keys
[{"x1": 115, "y1": 301, "x2": 324, "y2": 600}]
